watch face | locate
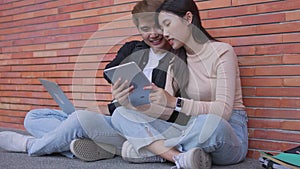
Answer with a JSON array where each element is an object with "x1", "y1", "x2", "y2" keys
[{"x1": 176, "y1": 98, "x2": 183, "y2": 107}]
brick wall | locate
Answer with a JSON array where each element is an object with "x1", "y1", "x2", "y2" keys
[{"x1": 0, "y1": 0, "x2": 299, "y2": 159}]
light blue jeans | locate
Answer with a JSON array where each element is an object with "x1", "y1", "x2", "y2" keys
[
  {"x1": 111, "y1": 107, "x2": 248, "y2": 165},
  {"x1": 24, "y1": 109, "x2": 124, "y2": 157}
]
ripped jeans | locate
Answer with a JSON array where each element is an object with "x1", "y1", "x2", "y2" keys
[{"x1": 111, "y1": 107, "x2": 248, "y2": 165}]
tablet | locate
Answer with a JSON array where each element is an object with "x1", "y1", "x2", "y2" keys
[{"x1": 104, "y1": 61, "x2": 151, "y2": 106}]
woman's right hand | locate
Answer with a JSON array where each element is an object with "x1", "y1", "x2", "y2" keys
[{"x1": 111, "y1": 78, "x2": 134, "y2": 108}]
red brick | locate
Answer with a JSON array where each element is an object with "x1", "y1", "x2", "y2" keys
[
  {"x1": 96, "y1": 85, "x2": 111, "y2": 93},
  {"x1": 57, "y1": 48, "x2": 81, "y2": 56},
  {"x1": 257, "y1": 22, "x2": 300, "y2": 34},
  {"x1": 12, "y1": 52, "x2": 34, "y2": 59},
  {"x1": 243, "y1": 98, "x2": 281, "y2": 108},
  {"x1": 280, "y1": 98, "x2": 300, "y2": 108},
  {"x1": 0, "y1": 109, "x2": 27, "y2": 117},
  {"x1": 12, "y1": 8, "x2": 58, "y2": 21},
  {"x1": 0, "y1": 103, "x2": 32, "y2": 111},
  {"x1": 98, "y1": 4, "x2": 134, "y2": 16},
  {"x1": 249, "y1": 139, "x2": 299, "y2": 152},
  {"x1": 83, "y1": 0, "x2": 114, "y2": 9},
  {"x1": 202, "y1": 18, "x2": 232, "y2": 29},
  {"x1": 70, "y1": 24, "x2": 98, "y2": 34},
  {"x1": 238, "y1": 55, "x2": 282, "y2": 66},
  {"x1": 114, "y1": 0, "x2": 136, "y2": 4},
  {"x1": 43, "y1": 28, "x2": 71, "y2": 36},
  {"x1": 246, "y1": 150, "x2": 259, "y2": 159},
  {"x1": 70, "y1": 8, "x2": 99, "y2": 19},
  {"x1": 281, "y1": 120, "x2": 300, "y2": 131},
  {"x1": 229, "y1": 34, "x2": 282, "y2": 46},
  {"x1": 197, "y1": 0, "x2": 231, "y2": 10},
  {"x1": 286, "y1": 10, "x2": 300, "y2": 21},
  {"x1": 22, "y1": 44, "x2": 46, "y2": 52},
  {"x1": 0, "y1": 72, "x2": 21, "y2": 78},
  {"x1": 256, "y1": 87, "x2": 300, "y2": 97},
  {"x1": 0, "y1": 123, "x2": 25, "y2": 130},
  {"x1": 255, "y1": 65, "x2": 300, "y2": 76},
  {"x1": 232, "y1": 0, "x2": 278, "y2": 6},
  {"x1": 283, "y1": 78, "x2": 300, "y2": 86},
  {"x1": 206, "y1": 6, "x2": 257, "y2": 19},
  {"x1": 11, "y1": 65, "x2": 56, "y2": 71},
  {"x1": 58, "y1": 3, "x2": 84, "y2": 13},
  {"x1": 79, "y1": 45, "x2": 120, "y2": 55},
  {"x1": 283, "y1": 54, "x2": 300, "y2": 64},
  {"x1": 80, "y1": 93, "x2": 112, "y2": 101},
  {"x1": 233, "y1": 13, "x2": 285, "y2": 26},
  {"x1": 44, "y1": 71, "x2": 73, "y2": 78},
  {"x1": 0, "y1": 53, "x2": 12, "y2": 59},
  {"x1": 234, "y1": 46, "x2": 256, "y2": 55},
  {"x1": 248, "y1": 118, "x2": 281, "y2": 130},
  {"x1": 241, "y1": 87, "x2": 256, "y2": 96},
  {"x1": 21, "y1": 72, "x2": 44, "y2": 78},
  {"x1": 283, "y1": 33, "x2": 300, "y2": 43},
  {"x1": 12, "y1": 0, "x2": 51, "y2": 9},
  {"x1": 249, "y1": 129, "x2": 300, "y2": 143},
  {"x1": 240, "y1": 67, "x2": 255, "y2": 76},
  {"x1": 46, "y1": 42, "x2": 70, "y2": 50},
  {"x1": 33, "y1": 51, "x2": 57, "y2": 57},
  {"x1": 0, "y1": 2, "x2": 13, "y2": 11},
  {"x1": 241, "y1": 77, "x2": 282, "y2": 86},
  {"x1": 85, "y1": 12, "x2": 130, "y2": 25},
  {"x1": 58, "y1": 18, "x2": 84, "y2": 27},
  {"x1": 0, "y1": 116, "x2": 24, "y2": 124},
  {"x1": 98, "y1": 19, "x2": 136, "y2": 30},
  {"x1": 247, "y1": 108, "x2": 300, "y2": 119},
  {"x1": 256, "y1": 44, "x2": 300, "y2": 55},
  {"x1": 0, "y1": 15, "x2": 12, "y2": 23},
  {"x1": 256, "y1": 0, "x2": 300, "y2": 13}
]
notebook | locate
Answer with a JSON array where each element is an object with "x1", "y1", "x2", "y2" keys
[
  {"x1": 104, "y1": 61, "x2": 151, "y2": 106},
  {"x1": 39, "y1": 79, "x2": 76, "y2": 114}
]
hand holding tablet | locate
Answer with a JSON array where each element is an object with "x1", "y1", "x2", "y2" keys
[{"x1": 104, "y1": 62, "x2": 151, "y2": 106}]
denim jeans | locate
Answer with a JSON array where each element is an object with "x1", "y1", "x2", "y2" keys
[
  {"x1": 24, "y1": 109, "x2": 124, "y2": 157},
  {"x1": 111, "y1": 107, "x2": 248, "y2": 165}
]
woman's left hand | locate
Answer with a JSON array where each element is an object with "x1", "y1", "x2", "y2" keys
[{"x1": 144, "y1": 83, "x2": 177, "y2": 108}]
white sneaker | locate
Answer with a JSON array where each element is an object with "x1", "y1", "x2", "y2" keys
[
  {"x1": 0, "y1": 131, "x2": 34, "y2": 152},
  {"x1": 172, "y1": 148, "x2": 212, "y2": 169},
  {"x1": 121, "y1": 141, "x2": 165, "y2": 163},
  {"x1": 70, "y1": 138, "x2": 115, "y2": 162}
]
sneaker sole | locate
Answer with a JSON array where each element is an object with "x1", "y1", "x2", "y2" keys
[
  {"x1": 121, "y1": 141, "x2": 164, "y2": 163},
  {"x1": 188, "y1": 148, "x2": 212, "y2": 169},
  {"x1": 70, "y1": 139, "x2": 115, "y2": 162}
]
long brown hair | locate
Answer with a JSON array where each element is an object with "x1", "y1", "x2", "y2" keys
[{"x1": 156, "y1": 0, "x2": 216, "y2": 43}]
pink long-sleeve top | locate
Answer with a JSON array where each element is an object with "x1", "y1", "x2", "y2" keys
[{"x1": 180, "y1": 41, "x2": 245, "y2": 120}]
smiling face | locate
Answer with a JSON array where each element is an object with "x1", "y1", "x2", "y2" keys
[
  {"x1": 137, "y1": 14, "x2": 171, "y2": 53},
  {"x1": 158, "y1": 11, "x2": 192, "y2": 50}
]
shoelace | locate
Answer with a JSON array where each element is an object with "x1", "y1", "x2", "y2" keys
[{"x1": 170, "y1": 154, "x2": 183, "y2": 169}]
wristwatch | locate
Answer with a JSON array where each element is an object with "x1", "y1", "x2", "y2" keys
[{"x1": 174, "y1": 97, "x2": 184, "y2": 112}]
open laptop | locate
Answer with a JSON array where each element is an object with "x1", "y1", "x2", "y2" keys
[{"x1": 39, "y1": 79, "x2": 75, "y2": 114}]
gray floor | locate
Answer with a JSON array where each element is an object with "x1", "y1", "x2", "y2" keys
[{"x1": 0, "y1": 128, "x2": 263, "y2": 169}]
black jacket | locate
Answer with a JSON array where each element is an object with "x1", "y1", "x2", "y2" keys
[
  {"x1": 104, "y1": 40, "x2": 174, "y2": 89},
  {"x1": 104, "y1": 40, "x2": 182, "y2": 122}
]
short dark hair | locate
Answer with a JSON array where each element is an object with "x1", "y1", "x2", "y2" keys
[{"x1": 132, "y1": 0, "x2": 164, "y2": 27}]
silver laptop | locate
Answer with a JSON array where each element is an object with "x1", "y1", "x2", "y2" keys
[{"x1": 39, "y1": 79, "x2": 75, "y2": 114}]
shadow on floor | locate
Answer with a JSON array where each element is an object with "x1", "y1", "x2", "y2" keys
[{"x1": 0, "y1": 128, "x2": 262, "y2": 169}]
